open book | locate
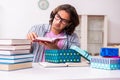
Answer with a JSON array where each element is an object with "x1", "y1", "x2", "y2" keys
[
  {"x1": 39, "y1": 62, "x2": 89, "y2": 68},
  {"x1": 34, "y1": 36, "x2": 67, "y2": 42}
]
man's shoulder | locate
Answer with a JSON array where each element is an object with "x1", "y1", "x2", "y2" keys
[
  {"x1": 67, "y1": 32, "x2": 77, "y2": 37},
  {"x1": 29, "y1": 24, "x2": 50, "y2": 33},
  {"x1": 32, "y1": 24, "x2": 50, "y2": 30},
  {"x1": 33, "y1": 24, "x2": 49, "y2": 28}
]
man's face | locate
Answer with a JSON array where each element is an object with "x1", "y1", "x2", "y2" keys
[{"x1": 51, "y1": 10, "x2": 70, "y2": 33}]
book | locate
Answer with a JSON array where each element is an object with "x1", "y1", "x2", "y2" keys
[
  {"x1": 0, "y1": 39, "x2": 31, "y2": 45},
  {"x1": 0, "y1": 50, "x2": 30, "y2": 55},
  {"x1": 39, "y1": 62, "x2": 89, "y2": 68},
  {"x1": 0, "y1": 62, "x2": 32, "y2": 71},
  {"x1": 0, "y1": 45, "x2": 31, "y2": 50},
  {"x1": 34, "y1": 36, "x2": 67, "y2": 42},
  {"x1": 0, "y1": 57, "x2": 33, "y2": 64},
  {"x1": 0, "y1": 54, "x2": 33, "y2": 59}
]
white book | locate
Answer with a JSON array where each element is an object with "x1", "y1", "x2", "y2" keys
[
  {"x1": 39, "y1": 62, "x2": 89, "y2": 68},
  {"x1": 0, "y1": 54, "x2": 33, "y2": 59},
  {"x1": 0, "y1": 57, "x2": 33, "y2": 64},
  {"x1": 34, "y1": 36, "x2": 67, "y2": 42},
  {"x1": 0, "y1": 50, "x2": 30, "y2": 55},
  {"x1": 39, "y1": 62, "x2": 67, "y2": 67},
  {"x1": 0, "y1": 39, "x2": 31, "y2": 45},
  {"x1": 0, "y1": 62, "x2": 32, "y2": 71},
  {"x1": 0, "y1": 45, "x2": 31, "y2": 50},
  {"x1": 65, "y1": 62, "x2": 89, "y2": 67}
]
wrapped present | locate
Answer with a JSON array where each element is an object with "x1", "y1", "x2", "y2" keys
[
  {"x1": 90, "y1": 56, "x2": 120, "y2": 70},
  {"x1": 45, "y1": 49, "x2": 81, "y2": 63},
  {"x1": 70, "y1": 45, "x2": 91, "y2": 61},
  {"x1": 100, "y1": 47, "x2": 119, "y2": 57}
]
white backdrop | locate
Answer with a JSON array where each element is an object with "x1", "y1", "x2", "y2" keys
[{"x1": 0, "y1": 0, "x2": 120, "y2": 43}]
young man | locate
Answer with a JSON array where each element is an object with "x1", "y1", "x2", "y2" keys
[{"x1": 27, "y1": 4, "x2": 80, "y2": 62}]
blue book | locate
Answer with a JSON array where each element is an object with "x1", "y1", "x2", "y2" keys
[{"x1": 0, "y1": 57, "x2": 33, "y2": 64}]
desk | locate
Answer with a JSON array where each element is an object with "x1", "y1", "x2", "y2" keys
[{"x1": 0, "y1": 63, "x2": 120, "y2": 80}]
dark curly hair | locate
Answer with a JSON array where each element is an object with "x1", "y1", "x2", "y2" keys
[{"x1": 49, "y1": 4, "x2": 79, "y2": 35}]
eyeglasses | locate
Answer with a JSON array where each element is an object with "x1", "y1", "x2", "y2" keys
[{"x1": 54, "y1": 14, "x2": 70, "y2": 25}]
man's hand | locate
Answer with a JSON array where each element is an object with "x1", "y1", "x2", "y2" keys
[
  {"x1": 27, "y1": 32, "x2": 59, "y2": 49},
  {"x1": 27, "y1": 32, "x2": 38, "y2": 42}
]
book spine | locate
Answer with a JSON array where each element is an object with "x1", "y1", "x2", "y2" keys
[{"x1": 0, "y1": 57, "x2": 33, "y2": 64}]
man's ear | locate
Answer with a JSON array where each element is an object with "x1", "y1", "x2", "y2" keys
[
  {"x1": 66, "y1": 22, "x2": 72, "y2": 28},
  {"x1": 68, "y1": 22, "x2": 72, "y2": 26}
]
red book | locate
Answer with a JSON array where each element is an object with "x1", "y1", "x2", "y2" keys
[{"x1": 34, "y1": 36, "x2": 67, "y2": 42}]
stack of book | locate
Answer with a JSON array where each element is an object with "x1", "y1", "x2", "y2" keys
[
  {"x1": 90, "y1": 47, "x2": 120, "y2": 70},
  {"x1": 0, "y1": 39, "x2": 33, "y2": 71}
]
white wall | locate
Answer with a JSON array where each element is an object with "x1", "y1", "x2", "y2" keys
[{"x1": 0, "y1": 0, "x2": 120, "y2": 43}]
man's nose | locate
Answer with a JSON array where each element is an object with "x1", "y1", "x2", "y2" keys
[{"x1": 56, "y1": 19, "x2": 62, "y2": 24}]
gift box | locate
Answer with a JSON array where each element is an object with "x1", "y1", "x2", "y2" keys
[
  {"x1": 100, "y1": 47, "x2": 119, "y2": 57},
  {"x1": 45, "y1": 49, "x2": 81, "y2": 63},
  {"x1": 90, "y1": 56, "x2": 120, "y2": 70},
  {"x1": 70, "y1": 45, "x2": 91, "y2": 61}
]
